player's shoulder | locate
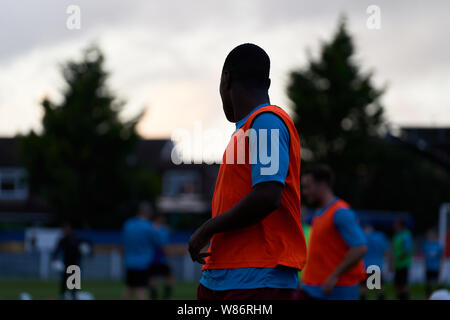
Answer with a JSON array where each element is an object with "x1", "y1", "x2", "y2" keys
[
  {"x1": 251, "y1": 111, "x2": 290, "y2": 137},
  {"x1": 335, "y1": 206, "x2": 356, "y2": 215},
  {"x1": 262, "y1": 105, "x2": 290, "y2": 117},
  {"x1": 334, "y1": 207, "x2": 358, "y2": 224},
  {"x1": 123, "y1": 217, "x2": 134, "y2": 227},
  {"x1": 268, "y1": 105, "x2": 296, "y2": 124}
]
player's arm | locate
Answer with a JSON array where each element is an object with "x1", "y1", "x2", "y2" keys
[
  {"x1": 189, "y1": 113, "x2": 289, "y2": 264},
  {"x1": 205, "y1": 181, "x2": 282, "y2": 230},
  {"x1": 322, "y1": 209, "x2": 367, "y2": 295},
  {"x1": 323, "y1": 245, "x2": 367, "y2": 294},
  {"x1": 189, "y1": 182, "x2": 283, "y2": 263}
]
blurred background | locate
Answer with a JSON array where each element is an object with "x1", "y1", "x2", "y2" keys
[{"x1": 0, "y1": 0, "x2": 449, "y2": 299}]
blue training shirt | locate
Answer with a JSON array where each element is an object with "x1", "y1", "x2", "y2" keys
[
  {"x1": 423, "y1": 241, "x2": 443, "y2": 272},
  {"x1": 301, "y1": 198, "x2": 366, "y2": 300},
  {"x1": 122, "y1": 217, "x2": 164, "y2": 270},
  {"x1": 364, "y1": 230, "x2": 390, "y2": 269},
  {"x1": 152, "y1": 226, "x2": 170, "y2": 266},
  {"x1": 200, "y1": 103, "x2": 298, "y2": 291}
]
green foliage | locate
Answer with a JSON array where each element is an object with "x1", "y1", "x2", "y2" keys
[
  {"x1": 288, "y1": 19, "x2": 450, "y2": 230},
  {"x1": 288, "y1": 21, "x2": 384, "y2": 158},
  {"x1": 19, "y1": 46, "x2": 158, "y2": 228}
]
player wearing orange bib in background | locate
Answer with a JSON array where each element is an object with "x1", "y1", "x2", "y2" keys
[
  {"x1": 299, "y1": 165, "x2": 367, "y2": 300},
  {"x1": 188, "y1": 43, "x2": 307, "y2": 300}
]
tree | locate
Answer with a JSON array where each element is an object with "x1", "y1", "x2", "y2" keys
[
  {"x1": 19, "y1": 46, "x2": 157, "y2": 228},
  {"x1": 287, "y1": 19, "x2": 450, "y2": 230},
  {"x1": 288, "y1": 19, "x2": 385, "y2": 204}
]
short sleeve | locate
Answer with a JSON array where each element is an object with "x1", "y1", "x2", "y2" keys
[
  {"x1": 249, "y1": 112, "x2": 290, "y2": 187},
  {"x1": 333, "y1": 208, "x2": 366, "y2": 247}
]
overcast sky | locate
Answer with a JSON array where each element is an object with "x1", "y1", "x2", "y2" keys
[{"x1": 0, "y1": 0, "x2": 449, "y2": 159}]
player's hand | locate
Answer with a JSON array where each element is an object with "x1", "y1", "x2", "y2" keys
[
  {"x1": 188, "y1": 222, "x2": 212, "y2": 264},
  {"x1": 322, "y1": 274, "x2": 338, "y2": 296}
]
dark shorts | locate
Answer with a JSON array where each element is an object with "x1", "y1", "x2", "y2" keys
[
  {"x1": 426, "y1": 270, "x2": 439, "y2": 282},
  {"x1": 125, "y1": 269, "x2": 149, "y2": 288},
  {"x1": 197, "y1": 283, "x2": 296, "y2": 300},
  {"x1": 394, "y1": 267, "x2": 409, "y2": 287},
  {"x1": 148, "y1": 263, "x2": 172, "y2": 277}
]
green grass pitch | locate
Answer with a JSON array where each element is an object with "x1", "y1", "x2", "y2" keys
[{"x1": 0, "y1": 279, "x2": 447, "y2": 300}]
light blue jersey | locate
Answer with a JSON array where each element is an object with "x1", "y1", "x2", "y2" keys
[
  {"x1": 122, "y1": 217, "x2": 163, "y2": 270},
  {"x1": 423, "y1": 241, "x2": 443, "y2": 272},
  {"x1": 364, "y1": 230, "x2": 390, "y2": 269}
]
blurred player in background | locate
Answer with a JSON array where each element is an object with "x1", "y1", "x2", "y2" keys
[
  {"x1": 52, "y1": 222, "x2": 91, "y2": 300},
  {"x1": 189, "y1": 43, "x2": 307, "y2": 300},
  {"x1": 392, "y1": 219, "x2": 413, "y2": 300},
  {"x1": 148, "y1": 212, "x2": 174, "y2": 300},
  {"x1": 299, "y1": 165, "x2": 367, "y2": 300},
  {"x1": 297, "y1": 205, "x2": 311, "y2": 283},
  {"x1": 422, "y1": 229, "x2": 443, "y2": 297},
  {"x1": 301, "y1": 205, "x2": 312, "y2": 244},
  {"x1": 121, "y1": 201, "x2": 163, "y2": 300},
  {"x1": 360, "y1": 224, "x2": 390, "y2": 300}
]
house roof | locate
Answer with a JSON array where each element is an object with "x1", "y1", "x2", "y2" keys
[
  {"x1": 0, "y1": 137, "x2": 174, "y2": 169},
  {"x1": 401, "y1": 127, "x2": 450, "y2": 149},
  {"x1": 398, "y1": 127, "x2": 450, "y2": 170},
  {"x1": 135, "y1": 139, "x2": 174, "y2": 169}
]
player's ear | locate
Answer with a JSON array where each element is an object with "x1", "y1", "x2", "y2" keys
[{"x1": 222, "y1": 70, "x2": 231, "y2": 90}]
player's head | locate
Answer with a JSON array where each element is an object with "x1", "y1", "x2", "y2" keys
[
  {"x1": 426, "y1": 228, "x2": 437, "y2": 241},
  {"x1": 137, "y1": 201, "x2": 153, "y2": 220},
  {"x1": 151, "y1": 211, "x2": 166, "y2": 225},
  {"x1": 394, "y1": 218, "x2": 407, "y2": 232},
  {"x1": 61, "y1": 222, "x2": 72, "y2": 236},
  {"x1": 301, "y1": 164, "x2": 334, "y2": 207},
  {"x1": 220, "y1": 43, "x2": 271, "y2": 122}
]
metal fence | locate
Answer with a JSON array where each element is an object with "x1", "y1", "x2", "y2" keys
[
  {"x1": 0, "y1": 250, "x2": 203, "y2": 282},
  {"x1": 1, "y1": 251, "x2": 449, "y2": 284}
]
